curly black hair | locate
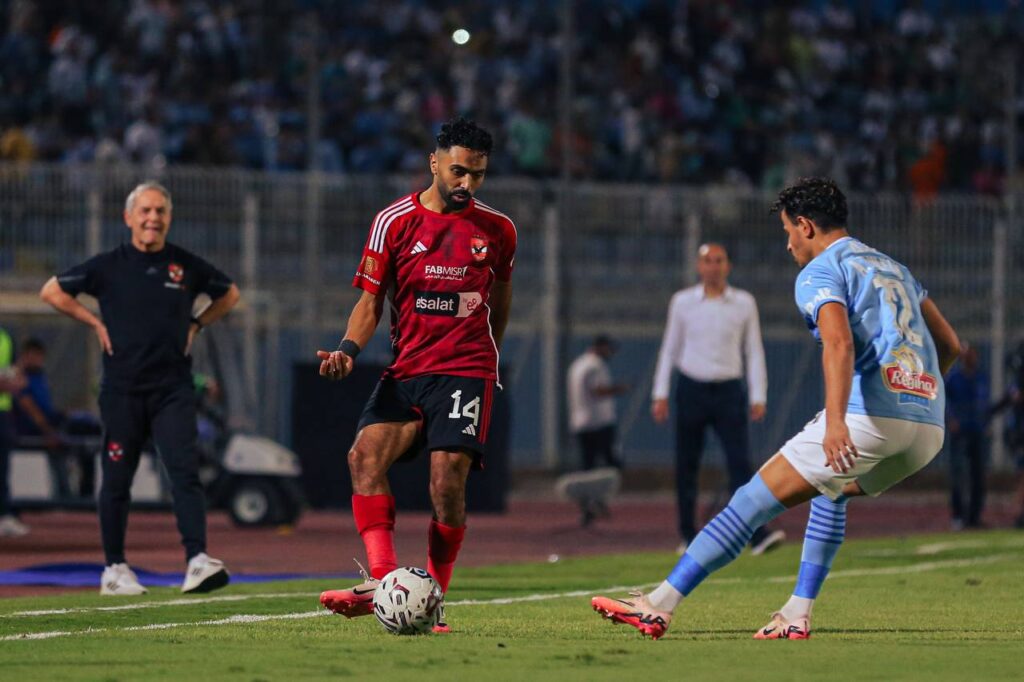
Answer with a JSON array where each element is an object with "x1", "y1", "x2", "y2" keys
[
  {"x1": 770, "y1": 177, "x2": 848, "y2": 230},
  {"x1": 436, "y1": 116, "x2": 493, "y2": 155}
]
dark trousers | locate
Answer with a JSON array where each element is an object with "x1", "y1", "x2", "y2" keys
[
  {"x1": 0, "y1": 413, "x2": 12, "y2": 516},
  {"x1": 575, "y1": 424, "x2": 622, "y2": 470},
  {"x1": 98, "y1": 384, "x2": 206, "y2": 565},
  {"x1": 948, "y1": 429, "x2": 986, "y2": 526},
  {"x1": 674, "y1": 374, "x2": 766, "y2": 545}
]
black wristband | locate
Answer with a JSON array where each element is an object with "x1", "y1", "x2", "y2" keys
[
  {"x1": 338, "y1": 339, "x2": 361, "y2": 359},
  {"x1": 190, "y1": 316, "x2": 204, "y2": 332}
]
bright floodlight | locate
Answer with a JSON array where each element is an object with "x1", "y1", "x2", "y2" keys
[{"x1": 452, "y1": 29, "x2": 470, "y2": 45}]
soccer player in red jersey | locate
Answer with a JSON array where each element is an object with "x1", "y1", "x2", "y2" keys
[{"x1": 316, "y1": 117, "x2": 516, "y2": 633}]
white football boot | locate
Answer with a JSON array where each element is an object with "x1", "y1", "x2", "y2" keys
[
  {"x1": 100, "y1": 563, "x2": 149, "y2": 596},
  {"x1": 182, "y1": 552, "x2": 231, "y2": 593}
]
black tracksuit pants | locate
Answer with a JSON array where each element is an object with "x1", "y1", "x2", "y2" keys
[{"x1": 98, "y1": 383, "x2": 206, "y2": 565}]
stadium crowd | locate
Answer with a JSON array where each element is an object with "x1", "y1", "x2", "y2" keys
[{"x1": 0, "y1": 0, "x2": 1019, "y2": 194}]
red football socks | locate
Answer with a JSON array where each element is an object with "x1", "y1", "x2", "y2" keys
[
  {"x1": 352, "y1": 494, "x2": 397, "y2": 580},
  {"x1": 427, "y1": 519, "x2": 466, "y2": 593}
]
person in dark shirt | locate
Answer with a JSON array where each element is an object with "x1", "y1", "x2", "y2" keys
[
  {"x1": 13, "y1": 337, "x2": 100, "y2": 499},
  {"x1": 990, "y1": 341, "x2": 1024, "y2": 528},
  {"x1": 40, "y1": 181, "x2": 240, "y2": 595},
  {"x1": 14, "y1": 337, "x2": 73, "y2": 499},
  {"x1": 944, "y1": 343, "x2": 989, "y2": 529}
]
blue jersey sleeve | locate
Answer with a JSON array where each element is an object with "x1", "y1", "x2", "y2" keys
[{"x1": 795, "y1": 260, "x2": 847, "y2": 327}]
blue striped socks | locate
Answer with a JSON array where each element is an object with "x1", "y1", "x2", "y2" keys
[
  {"x1": 779, "y1": 495, "x2": 847, "y2": 621},
  {"x1": 649, "y1": 474, "x2": 786, "y2": 611},
  {"x1": 795, "y1": 495, "x2": 847, "y2": 598}
]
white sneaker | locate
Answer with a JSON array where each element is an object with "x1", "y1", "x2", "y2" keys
[
  {"x1": 0, "y1": 515, "x2": 29, "y2": 537},
  {"x1": 182, "y1": 552, "x2": 230, "y2": 593},
  {"x1": 100, "y1": 563, "x2": 148, "y2": 596}
]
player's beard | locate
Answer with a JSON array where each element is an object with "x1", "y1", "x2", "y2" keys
[{"x1": 439, "y1": 184, "x2": 472, "y2": 211}]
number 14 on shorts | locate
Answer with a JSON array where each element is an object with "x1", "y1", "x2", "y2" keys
[{"x1": 448, "y1": 389, "x2": 481, "y2": 435}]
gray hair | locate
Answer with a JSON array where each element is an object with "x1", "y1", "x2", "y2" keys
[{"x1": 125, "y1": 181, "x2": 173, "y2": 213}]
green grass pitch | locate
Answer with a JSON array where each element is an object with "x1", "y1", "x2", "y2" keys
[{"x1": 1, "y1": 530, "x2": 1021, "y2": 681}]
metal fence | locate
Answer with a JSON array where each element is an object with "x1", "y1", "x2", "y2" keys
[{"x1": 1, "y1": 163, "x2": 1020, "y2": 470}]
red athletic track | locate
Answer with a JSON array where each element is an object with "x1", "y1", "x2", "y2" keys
[{"x1": 0, "y1": 491, "x2": 1017, "y2": 598}]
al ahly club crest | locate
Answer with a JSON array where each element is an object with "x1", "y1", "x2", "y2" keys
[
  {"x1": 107, "y1": 441, "x2": 124, "y2": 462},
  {"x1": 168, "y1": 263, "x2": 185, "y2": 283},
  {"x1": 470, "y1": 236, "x2": 488, "y2": 262}
]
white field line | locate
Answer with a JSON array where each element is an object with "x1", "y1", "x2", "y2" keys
[
  {"x1": 855, "y1": 538, "x2": 1024, "y2": 558},
  {"x1": 764, "y1": 553, "x2": 1015, "y2": 583},
  {"x1": 914, "y1": 537, "x2": 1024, "y2": 555},
  {"x1": 3, "y1": 593, "x2": 319, "y2": 618},
  {"x1": 5, "y1": 611, "x2": 330, "y2": 641},
  {"x1": 10, "y1": 538, "x2": 1022, "y2": 620},
  {"x1": 2, "y1": 552, "x2": 1018, "y2": 642}
]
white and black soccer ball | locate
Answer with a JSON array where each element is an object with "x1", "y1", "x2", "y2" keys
[{"x1": 373, "y1": 567, "x2": 444, "y2": 635}]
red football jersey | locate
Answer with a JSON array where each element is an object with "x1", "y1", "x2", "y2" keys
[{"x1": 353, "y1": 192, "x2": 517, "y2": 382}]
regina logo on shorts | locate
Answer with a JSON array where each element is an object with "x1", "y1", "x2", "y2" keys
[
  {"x1": 414, "y1": 291, "x2": 483, "y2": 318},
  {"x1": 881, "y1": 346, "x2": 937, "y2": 403}
]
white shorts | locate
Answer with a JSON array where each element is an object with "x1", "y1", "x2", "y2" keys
[{"x1": 779, "y1": 412, "x2": 945, "y2": 501}]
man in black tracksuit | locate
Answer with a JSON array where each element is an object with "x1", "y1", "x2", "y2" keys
[{"x1": 41, "y1": 181, "x2": 240, "y2": 595}]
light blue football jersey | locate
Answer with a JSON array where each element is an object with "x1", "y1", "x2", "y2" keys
[{"x1": 794, "y1": 236, "x2": 944, "y2": 426}]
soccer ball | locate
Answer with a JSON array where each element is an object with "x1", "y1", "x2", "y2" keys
[{"x1": 373, "y1": 567, "x2": 444, "y2": 635}]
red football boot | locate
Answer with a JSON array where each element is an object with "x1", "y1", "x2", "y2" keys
[
  {"x1": 320, "y1": 561, "x2": 379, "y2": 618},
  {"x1": 591, "y1": 591, "x2": 672, "y2": 640}
]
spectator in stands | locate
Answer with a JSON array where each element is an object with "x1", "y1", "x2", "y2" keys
[
  {"x1": 0, "y1": 326, "x2": 29, "y2": 537},
  {"x1": 0, "y1": 1, "x2": 1017, "y2": 191},
  {"x1": 652, "y1": 243, "x2": 783, "y2": 556},
  {"x1": 944, "y1": 343, "x2": 989, "y2": 530}
]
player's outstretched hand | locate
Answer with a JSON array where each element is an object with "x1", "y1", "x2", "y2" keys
[
  {"x1": 317, "y1": 349, "x2": 354, "y2": 380},
  {"x1": 822, "y1": 420, "x2": 858, "y2": 474}
]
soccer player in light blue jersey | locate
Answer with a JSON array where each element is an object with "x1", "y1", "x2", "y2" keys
[{"x1": 592, "y1": 178, "x2": 961, "y2": 640}]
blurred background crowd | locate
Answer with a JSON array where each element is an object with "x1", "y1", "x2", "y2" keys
[{"x1": 0, "y1": 0, "x2": 1020, "y2": 195}]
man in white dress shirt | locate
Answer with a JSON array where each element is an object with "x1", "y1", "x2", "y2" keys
[{"x1": 652, "y1": 243, "x2": 784, "y2": 554}]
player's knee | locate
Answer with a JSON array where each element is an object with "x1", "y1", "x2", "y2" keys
[
  {"x1": 429, "y1": 476, "x2": 464, "y2": 514},
  {"x1": 347, "y1": 444, "x2": 385, "y2": 485}
]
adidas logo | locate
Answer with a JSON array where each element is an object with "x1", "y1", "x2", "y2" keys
[
  {"x1": 411, "y1": 241, "x2": 428, "y2": 255},
  {"x1": 461, "y1": 424, "x2": 477, "y2": 436}
]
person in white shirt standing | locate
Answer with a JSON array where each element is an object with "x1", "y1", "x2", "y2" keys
[
  {"x1": 652, "y1": 243, "x2": 784, "y2": 555},
  {"x1": 568, "y1": 335, "x2": 628, "y2": 471}
]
